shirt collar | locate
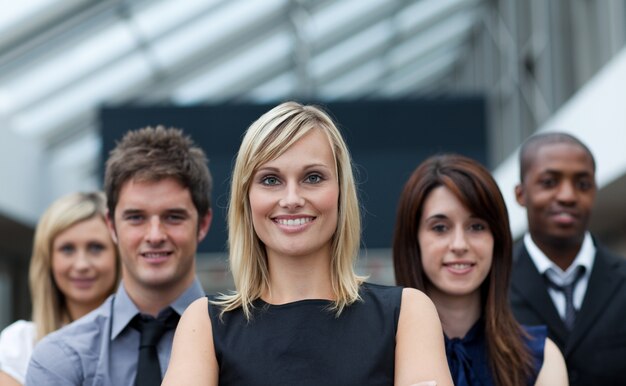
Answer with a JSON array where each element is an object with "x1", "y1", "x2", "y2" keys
[
  {"x1": 110, "y1": 277, "x2": 205, "y2": 340},
  {"x1": 169, "y1": 278, "x2": 205, "y2": 315},
  {"x1": 524, "y1": 232, "x2": 596, "y2": 277}
]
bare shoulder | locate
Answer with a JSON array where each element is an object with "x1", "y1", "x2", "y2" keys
[
  {"x1": 172, "y1": 297, "x2": 214, "y2": 349},
  {"x1": 183, "y1": 297, "x2": 212, "y2": 322},
  {"x1": 395, "y1": 288, "x2": 453, "y2": 386},
  {"x1": 400, "y1": 287, "x2": 438, "y2": 316},
  {"x1": 535, "y1": 338, "x2": 568, "y2": 386},
  {"x1": 162, "y1": 297, "x2": 218, "y2": 386},
  {"x1": 397, "y1": 287, "x2": 441, "y2": 340}
]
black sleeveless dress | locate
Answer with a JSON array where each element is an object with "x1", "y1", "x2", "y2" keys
[{"x1": 208, "y1": 282, "x2": 402, "y2": 386}]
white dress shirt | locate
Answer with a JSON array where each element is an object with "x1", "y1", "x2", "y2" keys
[{"x1": 524, "y1": 232, "x2": 595, "y2": 319}]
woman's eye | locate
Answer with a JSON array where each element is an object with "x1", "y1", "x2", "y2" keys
[
  {"x1": 59, "y1": 244, "x2": 75, "y2": 255},
  {"x1": 261, "y1": 176, "x2": 280, "y2": 186},
  {"x1": 469, "y1": 222, "x2": 489, "y2": 232},
  {"x1": 432, "y1": 224, "x2": 447, "y2": 233},
  {"x1": 87, "y1": 243, "x2": 106, "y2": 254},
  {"x1": 305, "y1": 174, "x2": 322, "y2": 184}
]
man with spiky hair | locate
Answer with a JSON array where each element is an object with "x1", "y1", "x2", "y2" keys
[
  {"x1": 27, "y1": 126, "x2": 212, "y2": 386},
  {"x1": 510, "y1": 132, "x2": 626, "y2": 386}
]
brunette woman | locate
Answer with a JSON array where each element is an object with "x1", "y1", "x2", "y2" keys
[{"x1": 393, "y1": 154, "x2": 567, "y2": 386}]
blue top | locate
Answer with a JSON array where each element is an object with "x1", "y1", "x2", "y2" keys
[
  {"x1": 25, "y1": 279, "x2": 204, "y2": 386},
  {"x1": 445, "y1": 321, "x2": 547, "y2": 386},
  {"x1": 208, "y1": 282, "x2": 403, "y2": 386}
]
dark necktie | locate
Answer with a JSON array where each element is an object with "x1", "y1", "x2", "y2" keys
[
  {"x1": 544, "y1": 266, "x2": 586, "y2": 331},
  {"x1": 132, "y1": 311, "x2": 180, "y2": 386}
]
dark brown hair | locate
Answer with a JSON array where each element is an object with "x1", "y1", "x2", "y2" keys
[
  {"x1": 104, "y1": 126, "x2": 212, "y2": 220},
  {"x1": 393, "y1": 153, "x2": 533, "y2": 386}
]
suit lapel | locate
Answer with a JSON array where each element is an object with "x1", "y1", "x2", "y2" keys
[
  {"x1": 566, "y1": 248, "x2": 624, "y2": 355},
  {"x1": 512, "y1": 246, "x2": 569, "y2": 345}
]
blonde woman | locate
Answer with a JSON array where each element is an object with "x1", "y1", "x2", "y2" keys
[
  {"x1": 164, "y1": 102, "x2": 453, "y2": 386},
  {"x1": 0, "y1": 192, "x2": 119, "y2": 386}
]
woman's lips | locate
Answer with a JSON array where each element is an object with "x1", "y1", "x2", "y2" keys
[
  {"x1": 272, "y1": 216, "x2": 316, "y2": 233},
  {"x1": 273, "y1": 217, "x2": 314, "y2": 226},
  {"x1": 70, "y1": 277, "x2": 96, "y2": 289},
  {"x1": 442, "y1": 262, "x2": 475, "y2": 274}
]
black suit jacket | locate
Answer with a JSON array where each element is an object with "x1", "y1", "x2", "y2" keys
[{"x1": 510, "y1": 240, "x2": 626, "y2": 386}]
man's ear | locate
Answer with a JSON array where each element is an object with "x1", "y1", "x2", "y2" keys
[
  {"x1": 105, "y1": 209, "x2": 118, "y2": 244},
  {"x1": 514, "y1": 184, "x2": 526, "y2": 207},
  {"x1": 197, "y1": 209, "x2": 212, "y2": 242}
]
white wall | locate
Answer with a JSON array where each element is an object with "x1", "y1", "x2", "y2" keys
[
  {"x1": 0, "y1": 122, "x2": 43, "y2": 226},
  {"x1": 42, "y1": 132, "x2": 102, "y2": 206}
]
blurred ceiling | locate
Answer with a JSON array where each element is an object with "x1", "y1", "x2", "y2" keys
[{"x1": 0, "y1": 0, "x2": 484, "y2": 150}]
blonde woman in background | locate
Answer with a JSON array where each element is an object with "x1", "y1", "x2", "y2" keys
[{"x1": 0, "y1": 192, "x2": 119, "y2": 386}]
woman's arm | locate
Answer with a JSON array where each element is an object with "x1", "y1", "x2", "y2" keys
[
  {"x1": 162, "y1": 297, "x2": 218, "y2": 386},
  {"x1": 534, "y1": 338, "x2": 568, "y2": 386},
  {"x1": 0, "y1": 371, "x2": 22, "y2": 386},
  {"x1": 395, "y1": 288, "x2": 453, "y2": 386}
]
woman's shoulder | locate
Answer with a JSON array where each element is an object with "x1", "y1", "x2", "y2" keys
[
  {"x1": 176, "y1": 298, "x2": 214, "y2": 339},
  {"x1": 359, "y1": 284, "x2": 438, "y2": 327},
  {"x1": 534, "y1": 338, "x2": 568, "y2": 386},
  {"x1": 359, "y1": 283, "x2": 434, "y2": 309},
  {"x1": 360, "y1": 281, "x2": 401, "y2": 293},
  {"x1": 358, "y1": 282, "x2": 403, "y2": 311},
  {"x1": 0, "y1": 320, "x2": 36, "y2": 348},
  {"x1": 398, "y1": 287, "x2": 438, "y2": 315},
  {"x1": 520, "y1": 324, "x2": 548, "y2": 357},
  {"x1": 521, "y1": 324, "x2": 548, "y2": 338},
  {"x1": 186, "y1": 296, "x2": 211, "y2": 316},
  {"x1": 360, "y1": 282, "x2": 404, "y2": 298},
  {"x1": 519, "y1": 324, "x2": 567, "y2": 386},
  {"x1": 0, "y1": 320, "x2": 36, "y2": 383}
]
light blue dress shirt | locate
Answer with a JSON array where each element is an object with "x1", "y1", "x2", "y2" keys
[{"x1": 25, "y1": 278, "x2": 204, "y2": 386}]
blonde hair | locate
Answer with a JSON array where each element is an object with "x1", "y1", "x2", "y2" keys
[
  {"x1": 29, "y1": 191, "x2": 120, "y2": 341},
  {"x1": 216, "y1": 101, "x2": 365, "y2": 319}
]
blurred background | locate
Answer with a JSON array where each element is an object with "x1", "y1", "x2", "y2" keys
[{"x1": 1, "y1": 0, "x2": 625, "y2": 328}]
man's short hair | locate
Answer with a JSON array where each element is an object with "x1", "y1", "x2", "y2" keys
[
  {"x1": 518, "y1": 132, "x2": 596, "y2": 182},
  {"x1": 104, "y1": 126, "x2": 212, "y2": 218}
]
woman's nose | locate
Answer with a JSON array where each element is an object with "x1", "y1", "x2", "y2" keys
[
  {"x1": 450, "y1": 227, "x2": 469, "y2": 255},
  {"x1": 279, "y1": 183, "x2": 305, "y2": 209}
]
